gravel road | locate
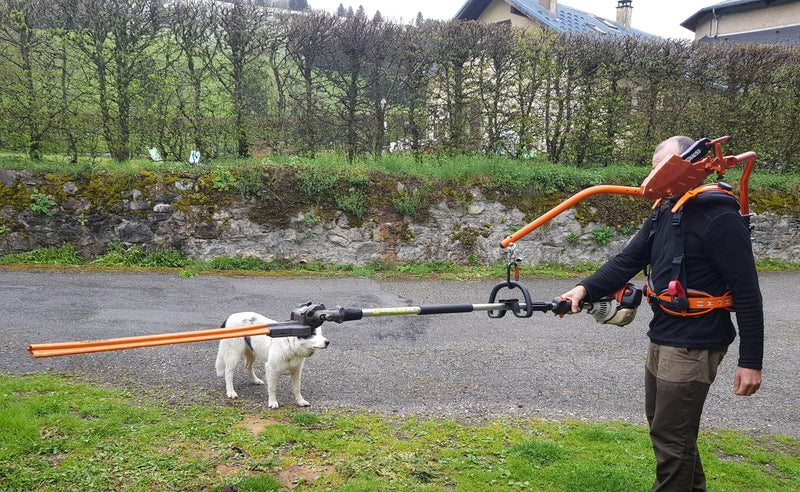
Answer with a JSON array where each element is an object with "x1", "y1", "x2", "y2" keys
[{"x1": 2, "y1": 268, "x2": 797, "y2": 436}]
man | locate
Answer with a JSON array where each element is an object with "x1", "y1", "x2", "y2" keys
[{"x1": 558, "y1": 136, "x2": 763, "y2": 491}]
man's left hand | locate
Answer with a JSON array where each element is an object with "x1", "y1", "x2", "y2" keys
[{"x1": 734, "y1": 367, "x2": 762, "y2": 396}]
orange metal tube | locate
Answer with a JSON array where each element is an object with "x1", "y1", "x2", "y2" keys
[
  {"x1": 501, "y1": 184, "x2": 643, "y2": 248},
  {"x1": 27, "y1": 322, "x2": 282, "y2": 358},
  {"x1": 738, "y1": 155, "x2": 756, "y2": 216}
]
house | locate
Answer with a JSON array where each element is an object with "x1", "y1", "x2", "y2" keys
[
  {"x1": 681, "y1": 0, "x2": 800, "y2": 45},
  {"x1": 454, "y1": 0, "x2": 655, "y2": 38}
]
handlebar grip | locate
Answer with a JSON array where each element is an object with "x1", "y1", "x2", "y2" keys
[
  {"x1": 732, "y1": 151, "x2": 757, "y2": 164},
  {"x1": 341, "y1": 308, "x2": 363, "y2": 321},
  {"x1": 550, "y1": 298, "x2": 571, "y2": 316}
]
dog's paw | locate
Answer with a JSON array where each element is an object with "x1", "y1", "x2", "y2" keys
[
  {"x1": 296, "y1": 398, "x2": 310, "y2": 407},
  {"x1": 268, "y1": 400, "x2": 279, "y2": 409},
  {"x1": 226, "y1": 390, "x2": 239, "y2": 399},
  {"x1": 252, "y1": 378, "x2": 264, "y2": 385}
]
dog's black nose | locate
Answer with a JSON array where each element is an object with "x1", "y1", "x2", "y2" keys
[{"x1": 324, "y1": 340, "x2": 331, "y2": 347}]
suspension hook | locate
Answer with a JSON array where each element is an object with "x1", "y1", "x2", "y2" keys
[{"x1": 488, "y1": 243, "x2": 534, "y2": 318}]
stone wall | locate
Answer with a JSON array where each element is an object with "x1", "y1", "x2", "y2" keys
[{"x1": 1, "y1": 169, "x2": 798, "y2": 266}]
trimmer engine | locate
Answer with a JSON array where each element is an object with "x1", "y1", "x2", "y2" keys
[{"x1": 581, "y1": 283, "x2": 643, "y2": 326}]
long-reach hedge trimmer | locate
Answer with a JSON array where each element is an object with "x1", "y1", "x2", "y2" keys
[
  {"x1": 501, "y1": 136, "x2": 755, "y2": 248},
  {"x1": 27, "y1": 136, "x2": 756, "y2": 359}
]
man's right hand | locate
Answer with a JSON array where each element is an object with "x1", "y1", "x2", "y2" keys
[
  {"x1": 734, "y1": 367, "x2": 762, "y2": 396},
  {"x1": 558, "y1": 284, "x2": 587, "y2": 315}
]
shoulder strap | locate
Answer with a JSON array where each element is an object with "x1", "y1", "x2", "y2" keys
[
  {"x1": 667, "y1": 208, "x2": 689, "y2": 304},
  {"x1": 671, "y1": 182, "x2": 736, "y2": 213},
  {"x1": 643, "y1": 208, "x2": 661, "y2": 277}
]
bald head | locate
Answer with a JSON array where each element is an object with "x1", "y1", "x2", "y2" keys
[{"x1": 652, "y1": 136, "x2": 694, "y2": 168}]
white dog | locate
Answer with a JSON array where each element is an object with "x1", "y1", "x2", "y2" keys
[{"x1": 215, "y1": 312, "x2": 329, "y2": 408}]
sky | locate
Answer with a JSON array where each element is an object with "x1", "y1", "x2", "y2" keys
[{"x1": 307, "y1": 0, "x2": 711, "y2": 40}]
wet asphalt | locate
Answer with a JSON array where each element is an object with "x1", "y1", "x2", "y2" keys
[{"x1": 1, "y1": 268, "x2": 797, "y2": 436}]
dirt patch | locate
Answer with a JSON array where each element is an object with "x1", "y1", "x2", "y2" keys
[
  {"x1": 45, "y1": 454, "x2": 66, "y2": 468},
  {"x1": 237, "y1": 414, "x2": 282, "y2": 436},
  {"x1": 215, "y1": 463, "x2": 246, "y2": 477},
  {"x1": 712, "y1": 449, "x2": 747, "y2": 463},
  {"x1": 277, "y1": 464, "x2": 336, "y2": 488}
]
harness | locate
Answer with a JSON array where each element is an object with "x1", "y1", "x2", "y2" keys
[{"x1": 644, "y1": 183, "x2": 740, "y2": 317}]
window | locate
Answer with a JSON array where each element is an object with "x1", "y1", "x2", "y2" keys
[
  {"x1": 586, "y1": 23, "x2": 607, "y2": 34},
  {"x1": 597, "y1": 17, "x2": 620, "y2": 30}
]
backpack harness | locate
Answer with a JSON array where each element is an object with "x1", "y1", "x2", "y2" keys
[{"x1": 644, "y1": 182, "x2": 744, "y2": 317}]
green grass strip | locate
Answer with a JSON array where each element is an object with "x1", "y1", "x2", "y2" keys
[{"x1": 1, "y1": 373, "x2": 797, "y2": 491}]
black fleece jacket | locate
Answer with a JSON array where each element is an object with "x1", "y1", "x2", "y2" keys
[{"x1": 579, "y1": 190, "x2": 764, "y2": 370}]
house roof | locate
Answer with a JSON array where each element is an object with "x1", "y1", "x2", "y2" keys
[
  {"x1": 681, "y1": 0, "x2": 800, "y2": 44},
  {"x1": 681, "y1": 0, "x2": 797, "y2": 32},
  {"x1": 454, "y1": 0, "x2": 657, "y2": 38},
  {"x1": 696, "y1": 23, "x2": 800, "y2": 45}
]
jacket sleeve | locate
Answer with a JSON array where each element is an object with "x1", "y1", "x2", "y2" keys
[
  {"x1": 579, "y1": 216, "x2": 653, "y2": 302},
  {"x1": 704, "y1": 211, "x2": 764, "y2": 369}
]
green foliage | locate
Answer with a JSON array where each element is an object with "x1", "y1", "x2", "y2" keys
[
  {"x1": 397, "y1": 261, "x2": 460, "y2": 275},
  {"x1": 290, "y1": 412, "x2": 320, "y2": 426},
  {"x1": 619, "y1": 221, "x2": 638, "y2": 236},
  {"x1": 297, "y1": 168, "x2": 339, "y2": 202},
  {"x1": 756, "y1": 258, "x2": 800, "y2": 271},
  {"x1": 28, "y1": 190, "x2": 56, "y2": 216},
  {"x1": 336, "y1": 190, "x2": 367, "y2": 217},
  {"x1": 2, "y1": 242, "x2": 796, "y2": 277},
  {"x1": 299, "y1": 213, "x2": 322, "y2": 228},
  {"x1": 592, "y1": 225, "x2": 614, "y2": 246},
  {"x1": 391, "y1": 183, "x2": 436, "y2": 219},
  {"x1": 91, "y1": 243, "x2": 190, "y2": 268},
  {"x1": 510, "y1": 439, "x2": 568, "y2": 465},
  {"x1": 235, "y1": 474, "x2": 283, "y2": 491},
  {"x1": 0, "y1": 244, "x2": 82, "y2": 265},
  {"x1": 391, "y1": 189, "x2": 424, "y2": 218},
  {"x1": 208, "y1": 255, "x2": 269, "y2": 271},
  {"x1": 350, "y1": 260, "x2": 388, "y2": 276},
  {"x1": 4, "y1": 7, "x2": 800, "y2": 169},
  {"x1": 139, "y1": 250, "x2": 191, "y2": 268},
  {"x1": 211, "y1": 169, "x2": 237, "y2": 191},
  {"x1": 234, "y1": 166, "x2": 264, "y2": 198},
  {"x1": 207, "y1": 255, "x2": 292, "y2": 272},
  {"x1": 90, "y1": 243, "x2": 145, "y2": 267},
  {"x1": 566, "y1": 232, "x2": 582, "y2": 244}
]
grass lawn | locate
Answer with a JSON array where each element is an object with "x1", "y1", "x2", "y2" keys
[{"x1": 1, "y1": 373, "x2": 797, "y2": 491}]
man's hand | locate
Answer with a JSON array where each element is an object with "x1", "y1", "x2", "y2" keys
[
  {"x1": 557, "y1": 285, "x2": 587, "y2": 315},
  {"x1": 734, "y1": 367, "x2": 762, "y2": 396}
]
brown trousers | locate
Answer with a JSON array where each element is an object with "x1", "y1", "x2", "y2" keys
[{"x1": 645, "y1": 343, "x2": 727, "y2": 492}]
